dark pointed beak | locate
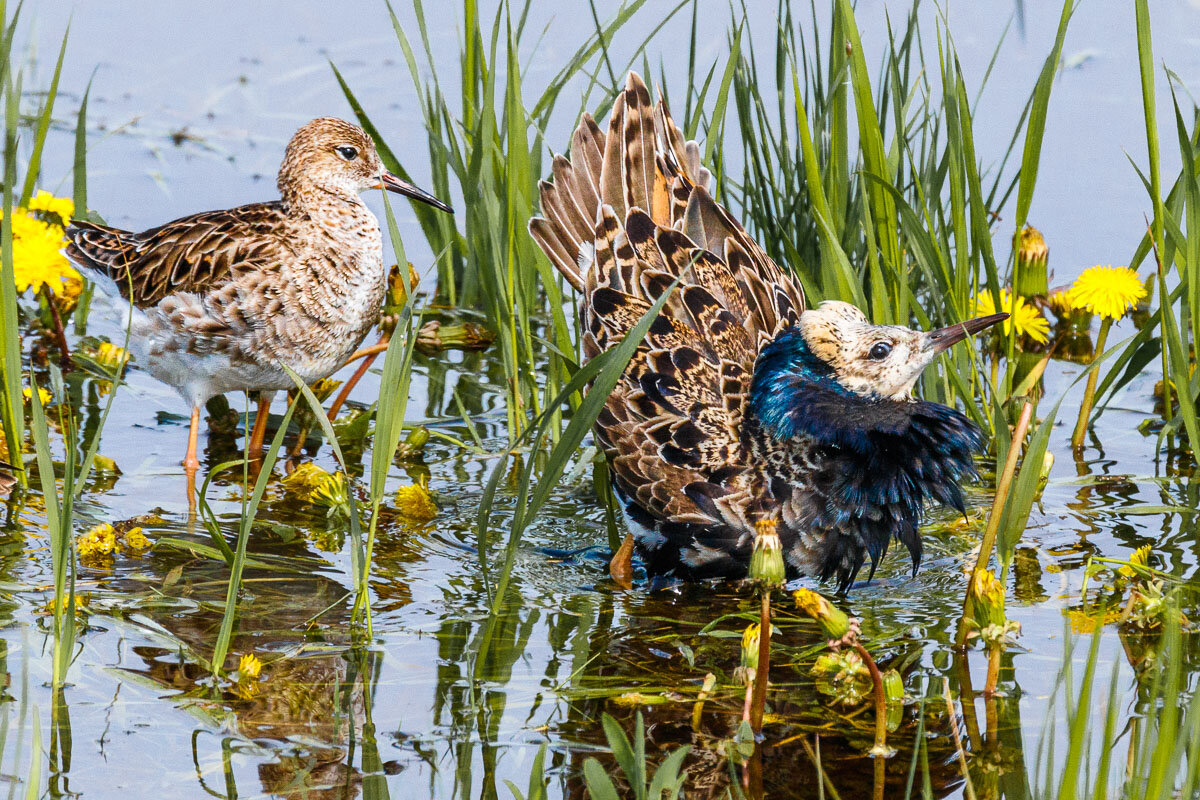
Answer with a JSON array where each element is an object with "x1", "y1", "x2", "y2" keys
[
  {"x1": 925, "y1": 312, "x2": 1009, "y2": 353},
  {"x1": 378, "y1": 172, "x2": 453, "y2": 213}
]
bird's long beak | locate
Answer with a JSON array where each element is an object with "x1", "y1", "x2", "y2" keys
[
  {"x1": 378, "y1": 172, "x2": 453, "y2": 213},
  {"x1": 924, "y1": 312, "x2": 1009, "y2": 353}
]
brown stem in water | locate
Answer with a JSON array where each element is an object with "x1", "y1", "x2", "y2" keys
[
  {"x1": 955, "y1": 399, "x2": 1034, "y2": 649},
  {"x1": 854, "y1": 642, "x2": 888, "y2": 760},
  {"x1": 41, "y1": 286, "x2": 72, "y2": 370},
  {"x1": 955, "y1": 651, "x2": 984, "y2": 751},
  {"x1": 749, "y1": 589, "x2": 772, "y2": 732},
  {"x1": 944, "y1": 678, "x2": 980, "y2": 800},
  {"x1": 984, "y1": 644, "x2": 1002, "y2": 701}
]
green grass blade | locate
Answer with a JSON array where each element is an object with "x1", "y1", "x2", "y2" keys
[
  {"x1": 18, "y1": 21, "x2": 68, "y2": 206},
  {"x1": 1013, "y1": 0, "x2": 1072, "y2": 231},
  {"x1": 209, "y1": 396, "x2": 298, "y2": 676}
]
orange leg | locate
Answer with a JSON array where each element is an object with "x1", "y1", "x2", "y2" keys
[
  {"x1": 185, "y1": 406, "x2": 201, "y2": 510},
  {"x1": 247, "y1": 392, "x2": 272, "y2": 460}
]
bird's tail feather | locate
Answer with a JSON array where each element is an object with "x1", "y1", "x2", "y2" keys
[{"x1": 529, "y1": 72, "x2": 712, "y2": 292}]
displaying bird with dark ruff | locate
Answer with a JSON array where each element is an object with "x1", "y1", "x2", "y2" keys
[
  {"x1": 529, "y1": 73, "x2": 1005, "y2": 590},
  {"x1": 64, "y1": 117, "x2": 452, "y2": 500}
]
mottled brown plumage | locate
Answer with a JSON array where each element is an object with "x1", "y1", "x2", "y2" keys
[
  {"x1": 65, "y1": 117, "x2": 451, "y2": 485},
  {"x1": 530, "y1": 73, "x2": 1002, "y2": 587},
  {"x1": 530, "y1": 73, "x2": 807, "y2": 576}
]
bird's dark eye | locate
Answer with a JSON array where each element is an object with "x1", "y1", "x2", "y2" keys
[
  {"x1": 335, "y1": 145, "x2": 358, "y2": 161},
  {"x1": 868, "y1": 342, "x2": 893, "y2": 360}
]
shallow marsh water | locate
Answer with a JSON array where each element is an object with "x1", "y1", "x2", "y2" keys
[{"x1": 5, "y1": 0, "x2": 1200, "y2": 797}]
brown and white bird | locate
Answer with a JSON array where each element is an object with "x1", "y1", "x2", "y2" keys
[
  {"x1": 65, "y1": 117, "x2": 452, "y2": 497},
  {"x1": 529, "y1": 74, "x2": 1004, "y2": 589}
]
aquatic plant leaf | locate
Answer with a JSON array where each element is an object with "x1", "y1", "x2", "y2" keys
[{"x1": 582, "y1": 758, "x2": 620, "y2": 800}]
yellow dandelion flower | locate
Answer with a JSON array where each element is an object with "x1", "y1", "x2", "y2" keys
[
  {"x1": 237, "y1": 653, "x2": 263, "y2": 679},
  {"x1": 972, "y1": 288, "x2": 1050, "y2": 344},
  {"x1": 231, "y1": 681, "x2": 261, "y2": 700},
  {"x1": 394, "y1": 481, "x2": 437, "y2": 523},
  {"x1": 1066, "y1": 265, "x2": 1145, "y2": 320},
  {"x1": 26, "y1": 191, "x2": 74, "y2": 225},
  {"x1": 122, "y1": 527, "x2": 152, "y2": 551},
  {"x1": 93, "y1": 342, "x2": 130, "y2": 372},
  {"x1": 76, "y1": 523, "x2": 120, "y2": 562},
  {"x1": 5, "y1": 207, "x2": 81, "y2": 296},
  {"x1": 308, "y1": 377, "x2": 342, "y2": 403},
  {"x1": 1047, "y1": 289, "x2": 1073, "y2": 317},
  {"x1": 310, "y1": 471, "x2": 350, "y2": 510},
  {"x1": 22, "y1": 386, "x2": 51, "y2": 406},
  {"x1": 37, "y1": 593, "x2": 91, "y2": 617},
  {"x1": 1065, "y1": 607, "x2": 1124, "y2": 634},
  {"x1": 1117, "y1": 544, "x2": 1152, "y2": 580},
  {"x1": 281, "y1": 463, "x2": 333, "y2": 495}
]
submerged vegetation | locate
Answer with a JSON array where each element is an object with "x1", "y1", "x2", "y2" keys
[{"x1": 1, "y1": 0, "x2": 1200, "y2": 797}]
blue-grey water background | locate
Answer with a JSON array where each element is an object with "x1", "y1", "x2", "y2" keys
[{"x1": 5, "y1": 0, "x2": 1200, "y2": 797}]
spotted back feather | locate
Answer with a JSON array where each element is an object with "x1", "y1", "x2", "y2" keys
[
  {"x1": 65, "y1": 204, "x2": 294, "y2": 307},
  {"x1": 529, "y1": 72, "x2": 807, "y2": 564}
]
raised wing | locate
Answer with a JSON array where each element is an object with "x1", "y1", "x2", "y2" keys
[
  {"x1": 529, "y1": 72, "x2": 806, "y2": 536},
  {"x1": 65, "y1": 202, "x2": 294, "y2": 307}
]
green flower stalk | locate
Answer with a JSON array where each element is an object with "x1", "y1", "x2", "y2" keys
[{"x1": 1067, "y1": 265, "x2": 1146, "y2": 449}]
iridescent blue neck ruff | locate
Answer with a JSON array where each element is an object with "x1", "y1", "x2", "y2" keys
[{"x1": 747, "y1": 328, "x2": 985, "y2": 589}]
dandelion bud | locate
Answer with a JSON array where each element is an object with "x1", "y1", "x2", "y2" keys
[
  {"x1": 1013, "y1": 225, "x2": 1049, "y2": 298},
  {"x1": 416, "y1": 320, "x2": 496, "y2": 354},
  {"x1": 740, "y1": 623, "x2": 760, "y2": 671},
  {"x1": 397, "y1": 426, "x2": 431, "y2": 460},
  {"x1": 793, "y1": 588, "x2": 851, "y2": 640},
  {"x1": 883, "y1": 669, "x2": 905, "y2": 732},
  {"x1": 385, "y1": 263, "x2": 421, "y2": 313},
  {"x1": 1035, "y1": 451, "x2": 1053, "y2": 499},
  {"x1": 749, "y1": 520, "x2": 785, "y2": 586},
  {"x1": 968, "y1": 569, "x2": 1006, "y2": 632}
]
